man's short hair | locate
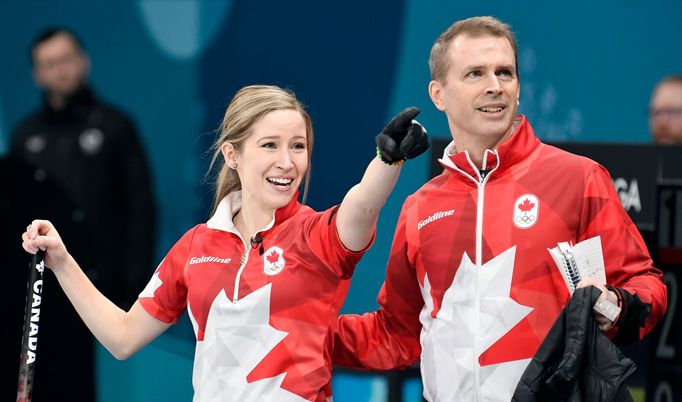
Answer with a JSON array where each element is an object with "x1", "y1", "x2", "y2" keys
[
  {"x1": 29, "y1": 27, "x2": 85, "y2": 66},
  {"x1": 429, "y1": 16, "x2": 519, "y2": 84},
  {"x1": 657, "y1": 75, "x2": 682, "y2": 87}
]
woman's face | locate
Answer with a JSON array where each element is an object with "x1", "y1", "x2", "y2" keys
[{"x1": 229, "y1": 109, "x2": 309, "y2": 213}]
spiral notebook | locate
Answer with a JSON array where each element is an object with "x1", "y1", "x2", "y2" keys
[
  {"x1": 548, "y1": 236, "x2": 606, "y2": 292},
  {"x1": 548, "y1": 235, "x2": 620, "y2": 321}
]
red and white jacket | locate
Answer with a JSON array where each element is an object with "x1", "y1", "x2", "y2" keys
[
  {"x1": 139, "y1": 191, "x2": 368, "y2": 401},
  {"x1": 333, "y1": 116, "x2": 666, "y2": 402}
]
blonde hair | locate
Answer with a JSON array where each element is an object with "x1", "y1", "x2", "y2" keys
[
  {"x1": 429, "y1": 16, "x2": 519, "y2": 84},
  {"x1": 208, "y1": 85, "x2": 314, "y2": 213}
]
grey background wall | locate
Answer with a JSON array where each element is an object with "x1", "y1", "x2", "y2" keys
[{"x1": 1, "y1": 1, "x2": 680, "y2": 400}]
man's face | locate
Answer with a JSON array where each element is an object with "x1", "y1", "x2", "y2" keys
[
  {"x1": 32, "y1": 33, "x2": 88, "y2": 98},
  {"x1": 649, "y1": 81, "x2": 682, "y2": 144},
  {"x1": 430, "y1": 34, "x2": 520, "y2": 144}
]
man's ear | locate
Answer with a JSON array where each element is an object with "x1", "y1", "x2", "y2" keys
[
  {"x1": 31, "y1": 68, "x2": 41, "y2": 88},
  {"x1": 81, "y1": 53, "x2": 91, "y2": 77},
  {"x1": 429, "y1": 80, "x2": 446, "y2": 111}
]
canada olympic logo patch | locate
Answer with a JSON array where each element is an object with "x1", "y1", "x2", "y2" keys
[
  {"x1": 263, "y1": 246, "x2": 286, "y2": 276},
  {"x1": 513, "y1": 194, "x2": 539, "y2": 229}
]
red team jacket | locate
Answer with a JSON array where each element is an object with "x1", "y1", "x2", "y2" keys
[
  {"x1": 334, "y1": 116, "x2": 667, "y2": 402},
  {"x1": 139, "y1": 192, "x2": 367, "y2": 401}
]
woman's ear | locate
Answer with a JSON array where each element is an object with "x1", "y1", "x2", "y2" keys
[{"x1": 221, "y1": 142, "x2": 238, "y2": 169}]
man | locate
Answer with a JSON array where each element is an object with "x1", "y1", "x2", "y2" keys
[
  {"x1": 7, "y1": 28, "x2": 156, "y2": 401},
  {"x1": 333, "y1": 16, "x2": 667, "y2": 401},
  {"x1": 649, "y1": 75, "x2": 682, "y2": 144}
]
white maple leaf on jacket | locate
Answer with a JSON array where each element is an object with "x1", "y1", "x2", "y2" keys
[
  {"x1": 419, "y1": 246, "x2": 534, "y2": 402},
  {"x1": 189, "y1": 284, "x2": 308, "y2": 402}
]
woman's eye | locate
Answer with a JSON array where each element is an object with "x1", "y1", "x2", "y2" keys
[
  {"x1": 262, "y1": 142, "x2": 276, "y2": 149},
  {"x1": 292, "y1": 142, "x2": 306, "y2": 150}
]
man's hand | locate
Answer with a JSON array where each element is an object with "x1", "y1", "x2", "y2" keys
[
  {"x1": 576, "y1": 279, "x2": 620, "y2": 331},
  {"x1": 376, "y1": 107, "x2": 429, "y2": 164}
]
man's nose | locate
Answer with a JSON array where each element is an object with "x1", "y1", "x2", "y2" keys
[{"x1": 485, "y1": 74, "x2": 503, "y2": 95}]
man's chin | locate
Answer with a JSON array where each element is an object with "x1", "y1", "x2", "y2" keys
[
  {"x1": 481, "y1": 118, "x2": 515, "y2": 136},
  {"x1": 47, "y1": 81, "x2": 83, "y2": 96}
]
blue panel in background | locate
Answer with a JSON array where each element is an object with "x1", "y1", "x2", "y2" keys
[{"x1": 194, "y1": 0, "x2": 406, "y2": 213}]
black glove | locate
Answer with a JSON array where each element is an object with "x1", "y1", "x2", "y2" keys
[{"x1": 375, "y1": 107, "x2": 429, "y2": 164}]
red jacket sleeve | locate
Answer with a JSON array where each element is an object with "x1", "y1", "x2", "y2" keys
[
  {"x1": 333, "y1": 201, "x2": 423, "y2": 370},
  {"x1": 578, "y1": 164, "x2": 667, "y2": 343}
]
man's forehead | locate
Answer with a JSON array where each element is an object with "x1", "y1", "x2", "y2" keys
[
  {"x1": 448, "y1": 35, "x2": 515, "y2": 65},
  {"x1": 35, "y1": 34, "x2": 80, "y2": 55},
  {"x1": 450, "y1": 34, "x2": 512, "y2": 50},
  {"x1": 653, "y1": 82, "x2": 682, "y2": 104}
]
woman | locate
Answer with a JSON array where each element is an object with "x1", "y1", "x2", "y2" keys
[{"x1": 21, "y1": 84, "x2": 428, "y2": 401}]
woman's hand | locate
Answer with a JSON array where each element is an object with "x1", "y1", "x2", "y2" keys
[
  {"x1": 21, "y1": 219, "x2": 70, "y2": 271},
  {"x1": 375, "y1": 107, "x2": 429, "y2": 164}
]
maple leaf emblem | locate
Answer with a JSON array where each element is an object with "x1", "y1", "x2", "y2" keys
[
  {"x1": 263, "y1": 246, "x2": 286, "y2": 276},
  {"x1": 192, "y1": 285, "x2": 307, "y2": 401},
  {"x1": 419, "y1": 247, "x2": 533, "y2": 401},
  {"x1": 266, "y1": 249, "x2": 281, "y2": 264},
  {"x1": 517, "y1": 198, "x2": 535, "y2": 213}
]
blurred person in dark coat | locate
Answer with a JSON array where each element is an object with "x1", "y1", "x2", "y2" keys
[{"x1": 6, "y1": 27, "x2": 156, "y2": 400}]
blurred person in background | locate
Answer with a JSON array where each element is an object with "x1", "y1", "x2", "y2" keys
[
  {"x1": 6, "y1": 27, "x2": 156, "y2": 401},
  {"x1": 649, "y1": 75, "x2": 682, "y2": 144}
]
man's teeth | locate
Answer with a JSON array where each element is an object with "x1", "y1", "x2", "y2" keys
[
  {"x1": 480, "y1": 107, "x2": 503, "y2": 112},
  {"x1": 268, "y1": 178, "x2": 293, "y2": 185}
]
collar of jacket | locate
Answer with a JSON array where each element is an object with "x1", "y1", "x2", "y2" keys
[
  {"x1": 438, "y1": 115, "x2": 541, "y2": 181},
  {"x1": 206, "y1": 190, "x2": 302, "y2": 234},
  {"x1": 40, "y1": 84, "x2": 97, "y2": 124}
]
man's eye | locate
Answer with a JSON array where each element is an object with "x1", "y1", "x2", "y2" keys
[
  {"x1": 466, "y1": 70, "x2": 482, "y2": 78},
  {"x1": 498, "y1": 69, "x2": 513, "y2": 77}
]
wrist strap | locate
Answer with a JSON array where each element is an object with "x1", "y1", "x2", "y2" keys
[{"x1": 376, "y1": 147, "x2": 405, "y2": 166}]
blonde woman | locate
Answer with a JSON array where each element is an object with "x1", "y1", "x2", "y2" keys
[{"x1": 22, "y1": 84, "x2": 428, "y2": 401}]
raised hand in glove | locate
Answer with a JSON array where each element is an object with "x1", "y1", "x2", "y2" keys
[{"x1": 375, "y1": 107, "x2": 429, "y2": 165}]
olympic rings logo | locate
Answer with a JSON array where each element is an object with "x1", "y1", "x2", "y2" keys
[{"x1": 515, "y1": 214, "x2": 536, "y2": 224}]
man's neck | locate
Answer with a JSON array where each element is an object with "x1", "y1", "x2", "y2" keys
[
  {"x1": 44, "y1": 84, "x2": 90, "y2": 112},
  {"x1": 450, "y1": 120, "x2": 520, "y2": 169},
  {"x1": 451, "y1": 134, "x2": 504, "y2": 168},
  {"x1": 47, "y1": 93, "x2": 67, "y2": 110}
]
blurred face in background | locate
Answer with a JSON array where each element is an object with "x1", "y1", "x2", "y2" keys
[
  {"x1": 32, "y1": 32, "x2": 89, "y2": 104},
  {"x1": 649, "y1": 80, "x2": 682, "y2": 144}
]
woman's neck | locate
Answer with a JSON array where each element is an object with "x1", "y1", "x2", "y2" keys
[{"x1": 233, "y1": 203, "x2": 273, "y2": 241}]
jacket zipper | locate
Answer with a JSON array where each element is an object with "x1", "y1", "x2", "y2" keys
[
  {"x1": 473, "y1": 179, "x2": 485, "y2": 401},
  {"x1": 472, "y1": 149, "x2": 498, "y2": 402},
  {"x1": 231, "y1": 214, "x2": 276, "y2": 303},
  {"x1": 232, "y1": 240, "x2": 250, "y2": 303}
]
